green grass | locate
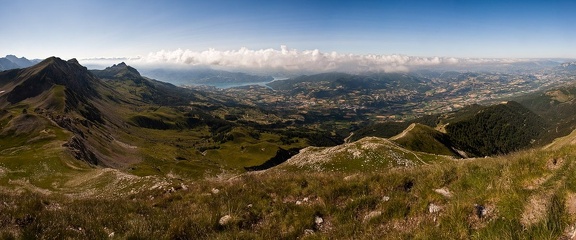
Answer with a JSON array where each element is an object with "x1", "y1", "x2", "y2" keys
[{"x1": 1, "y1": 140, "x2": 576, "y2": 239}]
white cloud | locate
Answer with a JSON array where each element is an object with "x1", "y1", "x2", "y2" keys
[
  {"x1": 137, "y1": 45, "x2": 469, "y2": 73},
  {"x1": 82, "y1": 46, "x2": 536, "y2": 73}
]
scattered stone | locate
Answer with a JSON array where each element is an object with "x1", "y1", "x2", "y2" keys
[
  {"x1": 296, "y1": 200, "x2": 302, "y2": 205},
  {"x1": 363, "y1": 211, "x2": 382, "y2": 222},
  {"x1": 382, "y1": 196, "x2": 390, "y2": 202},
  {"x1": 434, "y1": 188, "x2": 453, "y2": 198},
  {"x1": 180, "y1": 183, "x2": 188, "y2": 191},
  {"x1": 108, "y1": 232, "x2": 115, "y2": 238},
  {"x1": 219, "y1": 215, "x2": 233, "y2": 226},
  {"x1": 428, "y1": 203, "x2": 442, "y2": 213},
  {"x1": 563, "y1": 225, "x2": 576, "y2": 239},
  {"x1": 344, "y1": 174, "x2": 358, "y2": 181},
  {"x1": 304, "y1": 229, "x2": 315, "y2": 235},
  {"x1": 315, "y1": 216, "x2": 324, "y2": 225},
  {"x1": 303, "y1": 197, "x2": 309, "y2": 202},
  {"x1": 247, "y1": 204, "x2": 253, "y2": 208},
  {"x1": 211, "y1": 188, "x2": 220, "y2": 194}
]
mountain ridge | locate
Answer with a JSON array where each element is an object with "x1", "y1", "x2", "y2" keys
[{"x1": 0, "y1": 55, "x2": 41, "y2": 71}]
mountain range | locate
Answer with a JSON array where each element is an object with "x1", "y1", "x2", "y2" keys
[
  {"x1": 2, "y1": 56, "x2": 576, "y2": 238},
  {"x1": 2, "y1": 57, "x2": 575, "y2": 169},
  {"x1": 0, "y1": 55, "x2": 41, "y2": 71}
]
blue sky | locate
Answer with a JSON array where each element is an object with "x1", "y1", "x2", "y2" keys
[{"x1": 0, "y1": 0, "x2": 574, "y2": 62}]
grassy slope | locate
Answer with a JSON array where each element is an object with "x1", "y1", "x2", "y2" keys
[
  {"x1": 283, "y1": 136, "x2": 452, "y2": 172},
  {"x1": 1, "y1": 140, "x2": 576, "y2": 239},
  {"x1": 390, "y1": 123, "x2": 461, "y2": 157},
  {"x1": 1, "y1": 91, "x2": 576, "y2": 238}
]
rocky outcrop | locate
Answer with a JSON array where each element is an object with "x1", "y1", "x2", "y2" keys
[{"x1": 63, "y1": 136, "x2": 99, "y2": 165}]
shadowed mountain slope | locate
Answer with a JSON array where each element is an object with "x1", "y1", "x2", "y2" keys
[
  {"x1": 350, "y1": 101, "x2": 547, "y2": 157},
  {"x1": 444, "y1": 101, "x2": 547, "y2": 156}
]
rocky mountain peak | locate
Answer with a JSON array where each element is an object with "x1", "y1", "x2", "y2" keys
[
  {"x1": 94, "y1": 62, "x2": 142, "y2": 80},
  {"x1": 5, "y1": 56, "x2": 99, "y2": 104}
]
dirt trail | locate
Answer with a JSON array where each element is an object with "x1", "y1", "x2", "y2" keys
[{"x1": 390, "y1": 123, "x2": 415, "y2": 141}]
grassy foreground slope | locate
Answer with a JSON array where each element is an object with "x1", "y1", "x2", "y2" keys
[{"x1": 1, "y1": 134, "x2": 576, "y2": 239}]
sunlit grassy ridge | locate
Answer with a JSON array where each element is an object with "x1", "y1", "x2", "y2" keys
[
  {"x1": 283, "y1": 136, "x2": 452, "y2": 172},
  {"x1": 1, "y1": 135, "x2": 576, "y2": 239}
]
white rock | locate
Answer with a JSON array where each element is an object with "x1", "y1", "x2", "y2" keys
[
  {"x1": 429, "y1": 203, "x2": 442, "y2": 213},
  {"x1": 315, "y1": 216, "x2": 324, "y2": 225},
  {"x1": 211, "y1": 188, "x2": 220, "y2": 194},
  {"x1": 363, "y1": 211, "x2": 382, "y2": 222},
  {"x1": 296, "y1": 200, "x2": 302, "y2": 205},
  {"x1": 382, "y1": 196, "x2": 390, "y2": 202},
  {"x1": 434, "y1": 188, "x2": 453, "y2": 198},
  {"x1": 219, "y1": 215, "x2": 233, "y2": 225}
]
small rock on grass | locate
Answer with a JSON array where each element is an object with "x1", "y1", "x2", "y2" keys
[
  {"x1": 428, "y1": 203, "x2": 442, "y2": 213},
  {"x1": 363, "y1": 211, "x2": 382, "y2": 222},
  {"x1": 219, "y1": 215, "x2": 233, "y2": 226},
  {"x1": 434, "y1": 188, "x2": 453, "y2": 198},
  {"x1": 315, "y1": 216, "x2": 324, "y2": 225}
]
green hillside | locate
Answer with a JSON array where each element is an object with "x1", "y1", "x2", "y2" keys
[
  {"x1": 390, "y1": 123, "x2": 462, "y2": 157},
  {"x1": 445, "y1": 101, "x2": 548, "y2": 156},
  {"x1": 351, "y1": 101, "x2": 547, "y2": 157}
]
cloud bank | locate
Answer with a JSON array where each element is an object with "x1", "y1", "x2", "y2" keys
[
  {"x1": 138, "y1": 45, "x2": 466, "y2": 73},
  {"x1": 82, "y1": 46, "x2": 542, "y2": 74}
]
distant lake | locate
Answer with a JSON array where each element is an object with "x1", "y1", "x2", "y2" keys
[
  {"x1": 184, "y1": 77, "x2": 288, "y2": 89},
  {"x1": 212, "y1": 81, "x2": 273, "y2": 89}
]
